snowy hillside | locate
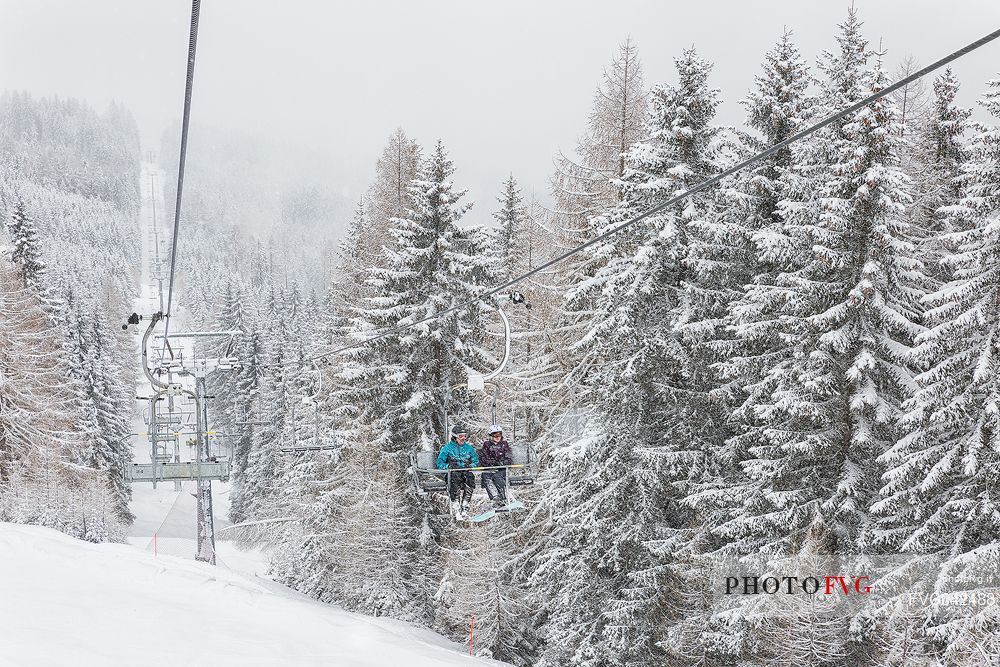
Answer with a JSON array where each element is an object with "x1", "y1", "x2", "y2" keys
[{"x1": 0, "y1": 523, "x2": 496, "y2": 667}]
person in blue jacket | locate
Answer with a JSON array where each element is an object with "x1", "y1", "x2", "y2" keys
[{"x1": 436, "y1": 424, "x2": 479, "y2": 514}]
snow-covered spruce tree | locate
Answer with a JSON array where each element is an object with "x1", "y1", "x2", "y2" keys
[
  {"x1": 207, "y1": 279, "x2": 248, "y2": 459},
  {"x1": 267, "y1": 289, "x2": 336, "y2": 564},
  {"x1": 8, "y1": 200, "x2": 47, "y2": 295},
  {"x1": 269, "y1": 442, "x2": 336, "y2": 593},
  {"x1": 875, "y1": 77, "x2": 1000, "y2": 665},
  {"x1": 335, "y1": 199, "x2": 369, "y2": 294},
  {"x1": 56, "y1": 297, "x2": 133, "y2": 524},
  {"x1": 907, "y1": 67, "x2": 973, "y2": 285},
  {"x1": 228, "y1": 322, "x2": 264, "y2": 524},
  {"x1": 699, "y1": 30, "x2": 815, "y2": 527},
  {"x1": 668, "y1": 31, "x2": 818, "y2": 662},
  {"x1": 717, "y1": 9, "x2": 923, "y2": 558},
  {"x1": 924, "y1": 69, "x2": 972, "y2": 180},
  {"x1": 533, "y1": 47, "x2": 729, "y2": 667},
  {"x1": 239, "y1": 299, "x2": 291, "y2": 525},
  {"x1": 315, "y1": 141, "x2": 493, "y2": 623},
  {"x1": 81, "y1": 311, "x2": 133, "y2": 521},
  {"x1": 493, "y1": 174, "x2": 532, "y2": 283},
  {"x1": 368, "y1": 140, "x2": 493, "y2": 454},
  {"x1": 486, "y1": 174, "x2": 554, "y2": 439}
]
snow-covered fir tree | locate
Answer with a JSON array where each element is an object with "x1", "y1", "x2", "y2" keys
[
  {"x1": 908, "y1": 67, "x2": 973, "y2": 285},
  {"x1": 8, "y1": 201, "x2": 47, "y2": 293}
]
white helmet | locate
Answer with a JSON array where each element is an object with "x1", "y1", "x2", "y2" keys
[{"x1": 488, "y1": 424, "x2": 502, "y2": 435}]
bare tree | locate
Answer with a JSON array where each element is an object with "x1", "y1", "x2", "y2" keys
[
  {"x1": 891, "y1": 55, "x2": 929, "y2": 137},
  {"x1": 549, "y1": 37, "x2": 648, "y2": 249},
  {"x1": 363, "y1": 127, "x2": 421, "y2": 262}
]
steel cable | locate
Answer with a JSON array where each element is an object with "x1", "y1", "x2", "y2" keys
[
  {"x1": 305, "y1": 26, "x2": 1000, "y2": 365},
  {"x1": 162, "y1": 0, "x2": 201, "y2": 346}
]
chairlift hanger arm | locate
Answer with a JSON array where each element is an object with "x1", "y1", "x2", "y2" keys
[
  {"x1": 469, "y1": 292, "x2": 526, "y2": 389},
  {"x1": 482, "y1": 301, "x2": 511, "y2": 383},
  {"x1": 141, "y1": 312, "x2": 170, "y2": 390}
]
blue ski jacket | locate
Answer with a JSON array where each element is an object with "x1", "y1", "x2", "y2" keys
[{"x1": 436, "y1": 440, "x2": 480, "y2": 470}]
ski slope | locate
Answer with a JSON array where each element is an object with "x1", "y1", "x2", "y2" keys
[
  {"x1": 0, "y1": 523, "x2": 496, "y2": 667},
  {"x1": 0, "y1": 163, "x2": 502, "y2": 667}
]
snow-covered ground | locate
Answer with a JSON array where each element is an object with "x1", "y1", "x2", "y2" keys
[{"x1": 0, "y1": 523, "x2": 494, "y2": 667}]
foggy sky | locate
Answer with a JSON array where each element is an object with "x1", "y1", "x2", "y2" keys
[{"x1": 2, "y1": 0, "x2": 999, "y2": 230}]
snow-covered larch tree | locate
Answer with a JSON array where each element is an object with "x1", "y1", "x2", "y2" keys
[
  {"x1": 549, "y1": 37, "x2": 648, "y2": 257},
  {"x1": 363, "y1": 127, "x2": 421, "y2": 264}
]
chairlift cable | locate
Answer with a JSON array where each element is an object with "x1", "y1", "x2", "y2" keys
[
  {"x1": 303, "y1": 27, "x2": 1000, "y2": 366},
  {"x1": 162, "y1": 0, "x2": 201, "y2": 347}
]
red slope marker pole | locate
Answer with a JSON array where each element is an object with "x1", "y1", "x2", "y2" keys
[{"x1": 469, "y1": 613, "x2": 474, "y2": 656}]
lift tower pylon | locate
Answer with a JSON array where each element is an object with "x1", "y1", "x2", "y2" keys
[{"x1": 124, "y1": 313, "x2": 239, "y2": 565}]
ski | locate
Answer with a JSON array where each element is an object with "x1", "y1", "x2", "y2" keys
[
  {"x1": 495, "y1": 499, "x2": 525, "y2": 513},
  {"x1": 469, "y1": 508, "x2": 497, "y2": 522}
]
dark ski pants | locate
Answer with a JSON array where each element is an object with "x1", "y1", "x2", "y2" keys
[
  {"x1": 447, "y1": 470, "x2": 475, "y2": 502},
  {"x1": 481, "y1": 468, "x2": 507, "y2": 501}
]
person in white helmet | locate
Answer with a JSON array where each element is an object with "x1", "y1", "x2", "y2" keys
[{"x1": 478, "y1": 424, "x2": 513, "y2": 506}]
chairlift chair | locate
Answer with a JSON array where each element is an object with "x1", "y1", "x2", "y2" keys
[
  {"x1": 409, "y1": 292, "x2": 536, "y2": 513},
  {"x1": 410, "y1": 441, "x2": 536, "y2": 495}
]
